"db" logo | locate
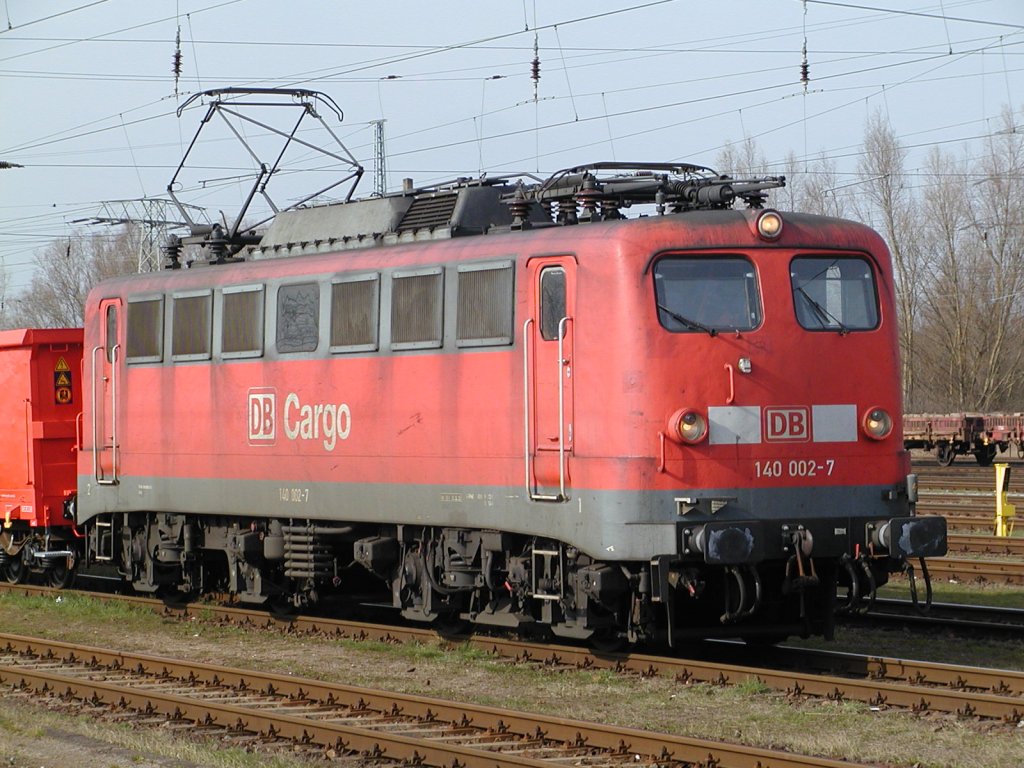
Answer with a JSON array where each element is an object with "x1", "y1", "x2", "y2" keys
[
  {"x1": 764, "y1": 406, "x2": 810, "y2": 442},
  {"x1": 248, "y1": 388, "x2": 277, "y2": 445}
]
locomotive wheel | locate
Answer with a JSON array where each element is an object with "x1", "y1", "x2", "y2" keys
[
  {"x1": 587, "y1": 628, "x2": 627, "y2": 653},
  {"x1": 3, "y1": 552, "x2": 27, "y2": 584},
  {"x1": 936, "y1": 443, "x2": 955, "y2": 467},
  {"x1": 47, "y1": 561, "x2": 75, "y2": 589},
  {"x1": 433, "y1": 614, "x2": 471, "y2": 639},
  {"x1": 975, "y1": 445, "x2": 997, "y2": 467}
]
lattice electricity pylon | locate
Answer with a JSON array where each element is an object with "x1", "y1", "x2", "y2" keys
[
  {"x1": 72, "y1": 198, "x2": 208, "y2": 273},
  {"x1": 371, "y1": 119, "x2": 388, "y2": 197}
]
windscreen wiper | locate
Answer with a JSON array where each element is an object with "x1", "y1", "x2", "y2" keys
[
  {"x1": 794, "y1": 286, "x2": 849, "y2": 335},
  {"x1": 656, "y1": 302, "x2": 717, "y2": 336}
]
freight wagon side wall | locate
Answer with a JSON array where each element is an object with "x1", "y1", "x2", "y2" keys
[{"x1": 0, "y1": 328, "x2": 83, "y2": 528}]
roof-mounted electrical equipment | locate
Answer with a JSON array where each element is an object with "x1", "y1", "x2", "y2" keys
[{"x1": 166, "y1": 87, "x2": 364, "y2": 266}]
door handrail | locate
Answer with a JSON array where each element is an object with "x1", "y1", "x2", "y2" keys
[
  {"x1": 556, "y1": 315, "x2": 573, "y2": 500},
  {"x1": 523, "y1": 318, "x2": 536, "y2": 498},
  {"x1": 523, "y1": 317, "x2": 564, "y2": 502},
  {"x1": 91, "y1": 343, "x2": 119, "y2": 485}
]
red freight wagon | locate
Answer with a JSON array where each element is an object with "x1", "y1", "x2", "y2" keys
[{"x1": 0, "y1": 328, "x2": 83, "y2": 585}]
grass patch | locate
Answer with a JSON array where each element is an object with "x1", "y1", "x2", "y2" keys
[
  {"x1": 0, "y1": 591, "x2": 160, "y2": 634},
  {"x1": 879, "y1": 580, "x2": 1024, "y2": 609},
  {"x1": 734, "y1": 676, "x2": 772, "y2": 695}
]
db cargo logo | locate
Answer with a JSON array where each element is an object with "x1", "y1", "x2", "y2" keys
[
  {"x1": 248, "y1": 387, "x2": 352, "y2": 450},
  {"x1": 764, "y1": 406, "x2": 810, "y2": 442},
  {"x1": 248, "y1": 388, "x2": 277, "y2": 445}
]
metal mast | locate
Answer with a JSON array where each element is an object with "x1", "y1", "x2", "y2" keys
[
  {"x1": 73, "y1": 198, "x2": 204, "y2": 273},
  {"x1": 371, "y1": 119, "x2": 388, "y2": 197}
]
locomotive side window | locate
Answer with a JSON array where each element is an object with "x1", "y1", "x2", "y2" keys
[
  {"x1": 330, "y1": 273, "x2": 380, "y2": 352},
  {"x1": 790, "y1": 256, "x2": 879, "y2": 332},
  {"x1": 276, "y1": 283, "x2": 320, "y2": 353},
  {"x1": 653, "y1": 256, "x2": 760, "y2": 333},
  {"x1": 539, "y1": 267, "x2": 566, "y2": 341},
  {"x1": 457, "y1": 261, "x2": 514, "y2": 347},
  {"x1": 391, "y1": 267, "x2": 443, "y2": 350},
  {"x1": 126, "y1": 296, "x2": 163, "y2": 363},
  {"x1": 171, "y1": 290, "x2": 212, "y2": 361},
  {"x1": 222, "y1": 285, "x2": 264, "y2": 358},
  {"x1": 105, "y1": 304, "x2": 118, "y2": 363}
]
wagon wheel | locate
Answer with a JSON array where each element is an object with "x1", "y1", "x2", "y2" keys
[
  {"x1": 936, "y1": 443, "x2": 955, "y2": 467},
  {"x1": 3, "y1": 552, "x2": 27, "y2": 584},
  {"x1": 975, "y1": 444, "x2": 997, "y2": 467}
]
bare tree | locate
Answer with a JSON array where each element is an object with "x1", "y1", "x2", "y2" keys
[
  {"x1": 715, "y1": 137, "x2": 771, "y2": 179},
  {"x1": 4, "y1": 226, "x2": 138, "y2": 329},
  {"x1": 964, "y1": 107, "x2": 1024, "y2": 409},
  {"x1": 914, "y1": 146, "x2": 978, "y2": 409},
  {"x1": 0, "y1": 263, "x2": 10, "y2": 328},
  {"x1": 781, "y1": 151, "x2": 846, "y2": 217},
  {"x1": 853, "y1": 112, "x2": 923, "y2": 409}
]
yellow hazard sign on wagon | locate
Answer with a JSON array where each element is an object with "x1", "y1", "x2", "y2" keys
[{"x1": 54, "y1": 357, "x2": 73, "y2": 405}]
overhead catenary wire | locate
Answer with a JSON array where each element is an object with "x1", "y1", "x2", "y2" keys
[{"x1": 1, "y1": 1, "x2": 1021, "y2": 266}]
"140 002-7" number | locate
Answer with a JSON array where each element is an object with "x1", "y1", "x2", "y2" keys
[{"x1": 754, "y1": 459, "x2": 835, "y2": 478}]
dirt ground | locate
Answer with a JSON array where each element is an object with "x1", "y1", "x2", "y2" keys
[{"x1": 1, "y1": 696, "x2": 203, "y2": 768}]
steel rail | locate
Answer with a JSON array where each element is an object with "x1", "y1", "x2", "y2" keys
[
  {"x1": 948, "y1": 535, "x2": 1024, "y2": 556},
  {"x1": 0, "y1": 632, "x2": 872, "y2": 768},
  {"x1": 843, "y1": 599, "x2": 1024, "y2": 638},
  {"x1": 923, "y1": 556, "x2": 1024, "y2": 585},
  {"x1": 1, "y1": 585, "x2": 1022, "y2": 724}
]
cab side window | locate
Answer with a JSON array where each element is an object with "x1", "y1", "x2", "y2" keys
[{"x1": 539, "y1": 267, "x2": 566, "y2": 341}]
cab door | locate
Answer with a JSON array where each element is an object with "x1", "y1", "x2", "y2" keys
[
  {"x1": 525, "y1": 257, "x2": 575, "y2": 500},
  {"x1": 91, "y1": 298, "x2": 121, "y2": 484}
]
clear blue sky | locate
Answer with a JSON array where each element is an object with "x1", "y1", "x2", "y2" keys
[{"x1": 1, "y1": 0, "x2": 1021, "y2": 291}]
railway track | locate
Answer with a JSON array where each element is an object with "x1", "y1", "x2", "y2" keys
[
  {"x1": 0, "y1": 631, "x2": 872, "y2": 768},
  {"x1": 846, "y1": 598, "x2": 1024, "y2": 636},
  {"x1": 920, "y1": 556, "x2": 1024, "y2": 585},
  {"x1": 947, "y1": 535, "x2": 1024, "y2": 556},
  {"x1": 913, "y1": 463, "x2": 1020, "y2": 544},
  {"x1": 2, "y1": 584, "x2": 1022, "y2": 725},
  {"x1": 915, "y1": 461, "x2": 1024, "y2": 490}
]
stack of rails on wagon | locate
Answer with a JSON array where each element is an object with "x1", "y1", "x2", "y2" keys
[
  {"x1": 903, "y1": 413, "x2": 1024, "y2": 467},
  {"x1": 7, "y1": 89, "x2": 949, "y2": 648}
]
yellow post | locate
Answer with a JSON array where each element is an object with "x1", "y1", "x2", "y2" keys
[{"x1": 995, "y1": 463, "x2": 1016, "y2": 537}]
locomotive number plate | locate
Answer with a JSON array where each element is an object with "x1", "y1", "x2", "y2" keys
[
  {"x1": 754, "y1": 459, "x2": 835, "y2": 479},
  {"x1": 278, "y1": 487, "x2": 310, "y2": 503}
]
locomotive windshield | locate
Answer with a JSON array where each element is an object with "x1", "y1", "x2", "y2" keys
[
  {"x1": 790, "y1": 256, "x2": 879, "y2": 332},
  {"x1": 653, "y1": 256, "x2": 761, "y2": 334}
]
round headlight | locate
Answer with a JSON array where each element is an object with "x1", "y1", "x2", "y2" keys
[
  {"x1": 668, "y1": 408, "x2": 708, "y2": 444},
  {"x1": 757, "y1": 210, "x2": 783, "y2": 240},
  {"x1": 863, "y1": 407, "x2": 893, "y2": 440}
]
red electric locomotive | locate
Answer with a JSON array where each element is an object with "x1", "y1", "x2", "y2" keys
[
  {"x1": 70, "y1": 159, "x2": 946, "y2": 646},
  {"x1": 0, "y1": 328, "x2": 83, "y2": 587}
]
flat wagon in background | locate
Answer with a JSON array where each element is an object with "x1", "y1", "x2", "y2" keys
[{"x1": 903, "y1": 412, "x2": 1024, "y2": 466}]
